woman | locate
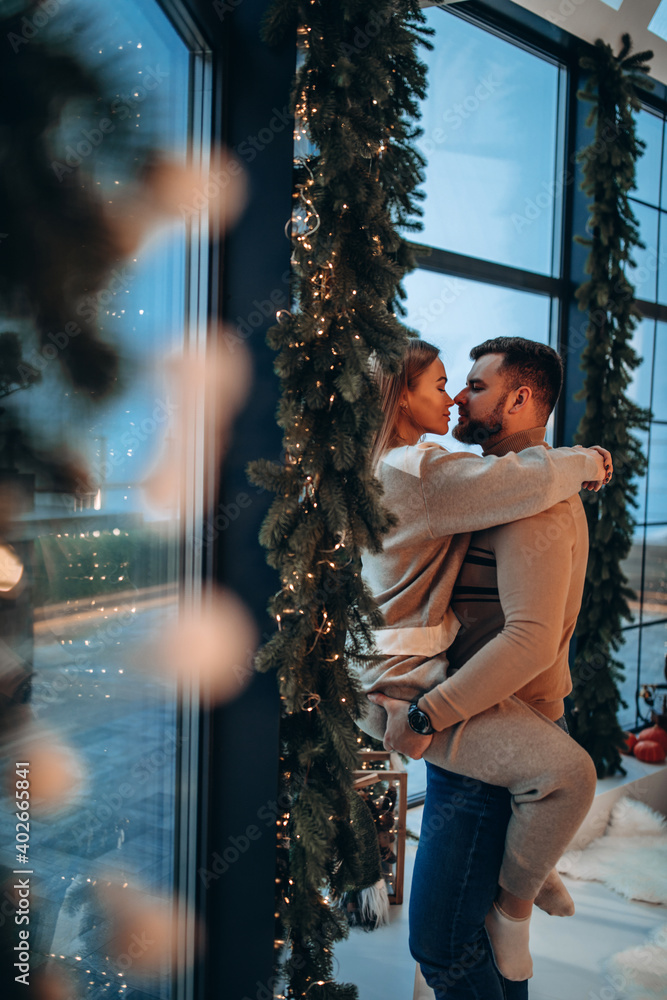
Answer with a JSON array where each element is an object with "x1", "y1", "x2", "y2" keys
[{"x1": 355, "y1": 339, "x2": 611, "y2": 996}]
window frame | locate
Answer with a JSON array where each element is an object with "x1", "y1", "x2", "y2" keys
[{"x1": 411, "y1": 0, "x2": 666, "y2": 738}]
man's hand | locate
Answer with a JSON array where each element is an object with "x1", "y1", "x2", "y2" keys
[
  {"x1": 575, "y1": 444, "x2": 613, "y2": 492},
  {"x1": 367, "y1": 692, "x2": 433, "y2": 759}
]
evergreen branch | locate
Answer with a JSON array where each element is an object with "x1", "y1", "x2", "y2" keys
[
  {"x1": 251, "y1": 2, "x2": 428, "y2": 994},
  {"x1": 570, "y1": 34, "x2": 653, "y2": 776}
]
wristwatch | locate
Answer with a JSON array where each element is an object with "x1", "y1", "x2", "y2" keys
[{"x1": 408, "y1": 700, "x2": 435, "y2": 736}]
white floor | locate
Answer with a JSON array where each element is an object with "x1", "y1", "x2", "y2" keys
[{"x1": 334, "y1": 804, "x2": 667, "y2": 1000}]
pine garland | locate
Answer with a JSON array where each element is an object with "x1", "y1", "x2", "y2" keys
[
  {"x1": 248, "y1": 2, "x2": 431, "y2": 995},
  {"x1": 570, "y1": 34, "x2": 653, "y2": 776}
]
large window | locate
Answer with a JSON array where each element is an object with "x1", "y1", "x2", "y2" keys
[
  {"x1": 415, "y1": 10, "x2": 564, "y2": 276},
  {"x1": 401, "y1": 5, "x2": 666, "y2": 770},
  {"x1": 401, "y1": 5, "x2": 569, "y2": 797},
  {"x1": 403, "y1": 5, "x2": 566, "y2": 436},
  {"x1": 0, "y1": 2, "x2": 207, "y2": 996},
  {"x1": 617, "y1": 105, "x2": 667, "y2": 729}
]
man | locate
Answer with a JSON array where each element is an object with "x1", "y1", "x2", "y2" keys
[{"x1": 371, "y1": 337, "x2": 597, "y2": 997}]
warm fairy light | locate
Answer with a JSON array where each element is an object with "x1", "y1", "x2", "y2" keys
[{"x1": 268, "y1": 21, "x2": 415, "y2": 994}]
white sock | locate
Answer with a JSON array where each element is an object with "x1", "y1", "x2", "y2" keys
[{"x1": 484, "y1": 900, "x2": 533, "y2": 982}]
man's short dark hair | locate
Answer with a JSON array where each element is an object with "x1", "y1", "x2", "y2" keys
[{"x1": 470, "y1": 337, "x2": 564, "y2": 422}]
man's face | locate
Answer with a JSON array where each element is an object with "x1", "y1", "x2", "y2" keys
[{"x1": 452, "y1": 353, "x2": 512, "y2": 446}]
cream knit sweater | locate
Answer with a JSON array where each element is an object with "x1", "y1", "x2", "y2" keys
[{"x1": 357, "y1": 437, "x2": 599, "y2": 715}]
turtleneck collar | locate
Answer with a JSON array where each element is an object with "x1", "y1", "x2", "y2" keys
[{"x1": 483, "y1": 426, "x2": 547, "y2": 457}]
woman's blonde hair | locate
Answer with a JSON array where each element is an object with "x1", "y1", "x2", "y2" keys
[{"x1": 370, "y1": 339, "x2": 440, "y2": 469}]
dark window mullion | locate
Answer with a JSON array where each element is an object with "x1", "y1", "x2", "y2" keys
[
  {"x1": 635, "y1": 299, "x2": 667, "y2": 322},
  {"x1": 629, "y1": 194, "x2": 662, "y2": 213},
  {"x1": 408, "y1": 243, "x2": 563, "y2": 297},
  {"x1": 550, "y1": 64, "x2": 568, "y2": 281},
  {"x1": 621, "y1": 617, "x2": 667, "y2": 633}
]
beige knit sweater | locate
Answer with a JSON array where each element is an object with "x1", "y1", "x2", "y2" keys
[
  {"x1": 357, "y1": 436, "x2": 599, "y2": 715},
  {"x1": 419, "y1": 428, "x2": 588, "y2": 728}
]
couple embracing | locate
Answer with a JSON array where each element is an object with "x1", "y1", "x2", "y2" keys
[{"x1": 356, "y1": 336, "x2": 613, "y2": 998}]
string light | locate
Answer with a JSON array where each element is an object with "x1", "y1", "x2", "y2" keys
[
  {"x1": 300, "y1": 693, "x2": 321, "y2": 712},
  {"x1": 262, "y1": 6, "x2": 425, "y2": 993}
]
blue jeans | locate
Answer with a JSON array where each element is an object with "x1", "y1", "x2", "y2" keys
[{"x1": 409, "y1": 763, "x2": 529, "y2": 1000}]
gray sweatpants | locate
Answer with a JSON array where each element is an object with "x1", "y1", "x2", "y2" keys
[{"x1": 357, "y1": 695, "x2": 597, "y2": 900}]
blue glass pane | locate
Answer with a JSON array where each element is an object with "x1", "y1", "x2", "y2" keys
[
  {"x1": 622, "y1": 528, "x2": 667, "y2": 623},
  {"x1": 403, "y1": 757, "x2": 426, "y2": 799},
  {"x1": 629, "y1": 199, "x2": 659, "y2": 302},
  {"x1": 618, "y1": 619, "x2": 667, "y2": 729},
  {"x1": 622, "y1": 537, "x2": 644, "y2": 615},
  {"x1": 616, "y1": 627, "x2": 640, "y2": 731},
  {"x1": 650, "y1": 1, "x2": 667, "y2": 48},
  {"x1": 627, "y1": 317, "x2": 655, "y2": 408},
  {"x1": 657, "y1": 213, "x2": 667, "y2": 305},
  {"x1": 30, "y1": 0, "x2": 190, "y2": 514},
  {"x1": 647, "y1": 427, "x2": 667, "y2": 523},
  {"x1": 633, "y1": 108, "x2": 662, "y2": 208},
  {"x1": 653, "y1": 323, "x2": 667, "y2": 420},
  {"x1": 638, "y1": 619, "x2": 667, "y2": 721},
  {"x1": 643, "y1": 530, "x2": 667, "y2": 615},
  {"x1": 629, "y1": 428, "x2": 650, "y2": 524},
  {"x1": 414, "y1": 7, "x2": 561, "y2": 275}
]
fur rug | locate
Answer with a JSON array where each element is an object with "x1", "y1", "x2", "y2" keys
[
  {"x1": 556, "y1": 798, "x2": 667, "y2": 905},
  {"x1": 607, "y1": 924, "x2": 667, "y2": 1000}
]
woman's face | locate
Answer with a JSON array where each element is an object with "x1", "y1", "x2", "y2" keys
[{"x1": 401, "y1": 357, "x2": 454, "y2": 440}]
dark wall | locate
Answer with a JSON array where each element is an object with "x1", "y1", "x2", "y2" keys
[{"x1": 188, "y1": 1, "x2": 294, "y2": 997}]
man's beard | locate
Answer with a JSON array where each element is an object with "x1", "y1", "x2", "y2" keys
[{"x1": 452, "y1": 400, "x2": 506, "y2": 447}]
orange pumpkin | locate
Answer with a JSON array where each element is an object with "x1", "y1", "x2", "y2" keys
[
  {"x1": 633, "y1": 740, "x2": 666, "y2": 764},
  {"x1": 637, "y1": 726, "x2": 667, "y2": 753},
  {"x1": 621, "y1": 732, "x2": 638, "y2": 754}
]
